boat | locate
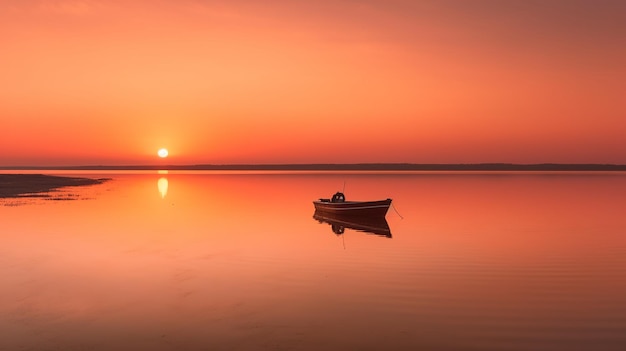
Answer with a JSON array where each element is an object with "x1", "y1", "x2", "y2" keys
[
  {"x1": 312, "y1": 192, "x2": 392, "y2": 217},
  {"x1": 313, "y1": 211, "x2": 392, "y2": 238}
]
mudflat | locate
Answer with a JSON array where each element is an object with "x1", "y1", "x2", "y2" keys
[{"x1": 0, "y1": 174, "x2": 109, "y2": 198}]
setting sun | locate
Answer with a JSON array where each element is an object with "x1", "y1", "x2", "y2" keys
[{"x1": 158, "y1": 148, "x2": 168, "y2": 158}]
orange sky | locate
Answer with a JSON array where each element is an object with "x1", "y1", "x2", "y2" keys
[{"x1": 1, "y1": 0, "x2": 625, "y2": 166}]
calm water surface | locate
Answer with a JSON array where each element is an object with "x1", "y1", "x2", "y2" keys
[{"x1": 2, "y1": 172, "x2": 626, "y2": 350}]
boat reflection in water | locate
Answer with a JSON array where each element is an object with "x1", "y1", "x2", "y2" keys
[{"x1": 313, "y1": 211, "x2": 392, "y2": 238}]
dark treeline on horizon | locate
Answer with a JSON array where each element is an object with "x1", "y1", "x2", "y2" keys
[{"x1": 2, "y1": 163, "x2": 626, "y2": 171}]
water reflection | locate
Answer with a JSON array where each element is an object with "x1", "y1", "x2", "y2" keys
[
  {"x1": 4, "y1": 173, "x2": 626, "y2": 351},
  {"x1": 157, "y1": 177, "x2": 168, "y2": 198},
  {"x1": 313, "y1": 210, "x2": 392, "y2": 238}
]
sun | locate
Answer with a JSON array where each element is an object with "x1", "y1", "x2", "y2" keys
[{"x1": 157, "y1": 148, "x2": 169, "y2": 158}]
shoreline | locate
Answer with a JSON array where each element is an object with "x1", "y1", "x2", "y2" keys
[
  {"x1": 2, "y1": 163, "x2": 626, "y2": 171},
  {"x1": 0, "y1": 174, "x2": 109, "y2": 199}
]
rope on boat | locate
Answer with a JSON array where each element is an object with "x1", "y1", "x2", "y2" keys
[{"x1": 391, "y1": 202, "x2": 404, "y2": 219}]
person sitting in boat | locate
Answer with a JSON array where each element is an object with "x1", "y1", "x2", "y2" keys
[{"x1": 331, "y1": 192, "x2": 345, "y2": 203}]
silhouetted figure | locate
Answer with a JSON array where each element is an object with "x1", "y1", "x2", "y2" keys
[{"x1": 331, "y1": 192, "x2": 345, "y2": 203}]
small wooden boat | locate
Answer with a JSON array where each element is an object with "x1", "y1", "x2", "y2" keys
[
  {"x1": 313, "y1": 211, "x2": 392, "y2": 237},
  {"x1": 313, "y1": 192, "x2": 392, "y2": 217}
]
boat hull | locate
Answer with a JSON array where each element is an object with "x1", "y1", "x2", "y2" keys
[{"x1": 312, "y1": 198, "x2": 392, "y2": 217}]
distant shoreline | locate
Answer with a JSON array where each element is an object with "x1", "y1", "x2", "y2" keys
[
  {"x1": 0, "y1": 174, "x2": 109, "y2": 199},
  {"x1": 1, "y1": 163, "x2": 626, "y2": 171}
]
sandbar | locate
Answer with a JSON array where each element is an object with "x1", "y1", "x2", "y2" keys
[{"x1": 0, "y1": 174, "x2": 109, "y2": 198}]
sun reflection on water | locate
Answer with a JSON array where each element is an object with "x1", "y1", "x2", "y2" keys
[{"x1": 157, "y1": 177, "x2": 168, "y2": 198}]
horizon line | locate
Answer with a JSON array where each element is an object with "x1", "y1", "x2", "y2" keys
[{"x1": 2, "y1": 163, "x2": 626, "y2": 171}]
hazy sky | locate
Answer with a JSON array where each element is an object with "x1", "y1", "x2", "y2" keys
[{"x1": 1, "y1": 0, "x2": 625, "y2": 165}]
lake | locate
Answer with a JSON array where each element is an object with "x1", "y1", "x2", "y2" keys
[{"x1": 2, "y1": 171, "x2": 626, "y2": 350}]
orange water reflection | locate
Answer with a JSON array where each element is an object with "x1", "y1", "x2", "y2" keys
[{"x1": 1, "y1": 172, "x2": 626, "y2": 350}]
